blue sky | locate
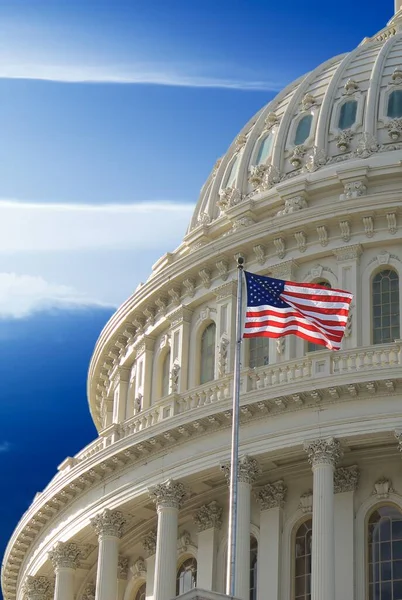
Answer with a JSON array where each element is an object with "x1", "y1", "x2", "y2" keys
[{"x1": 0, "y1": 0, "x2": 394, "y2": 591}]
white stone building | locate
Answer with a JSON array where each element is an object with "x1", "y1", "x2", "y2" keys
[{"x1": 4, "y1": 4, "x2": 402, "y2": 600}]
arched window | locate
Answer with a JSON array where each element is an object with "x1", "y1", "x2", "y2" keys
[
  {"x1": 338, "y1": 100, "x2": 357, "y2": 130},
  {"x1": 307, "y1": 281, "x2": 331, "y2": 352},
  {"x1": 294, "y1": 519, "x2": 312, "y2": 600},
  {"x1": 135, "y1": 583, "x2": 146, "y2": 600},
  {"x1": 372, "y1": 269, "x2": 400, "y2": 344},
  {"x1": 176, "y1": 558, "x2": 197, "y2": 595},
  {"x1": 200, "y1": 323, "x2": 216, "y2": 384},
  {"x1": 161, "y1": 351, "x2": 170, "y2": 397},
  {"x1": 387, "y1": 90, "x2": 402, "y2": 118},
  {"x1": 368, "y1": 505, "x2": 402, "y2": 600},
  {"x1": 294, "y1": 115, "x2": 313, "y2": 145},
  {"x1": 250, "y1": 536, "x2": 258, "y2": 600},
  {"x1": 226, "y1": 154, "x2": 241, "y2": 188},
  {"x1": 249, "y1": 337, "x2": 269, "y2": 368},
  {"x1": 255, "y1": 133, "x2": 273, "y2": 165}
]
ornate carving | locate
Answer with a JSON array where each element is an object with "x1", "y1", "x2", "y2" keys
[
  {"x1": 131, "y1": 557, "x2": 147, "y2": 578},
  {"x1": 290, "y1": 144, "x2": 306, "y2": 168},
  {"x1": 256, "y1": 480, "x2": 287, "y2": 510},
  {"x1": 199, "y1": 268, "x2": 211, "y2": 289},
  {"x1": 395, "y1": 429, "x2": 402, "y2": 452},
  {"x1": 212, "y1": 157, "x2": 222, "y2": 176},
  {"x1": 343, "y1": 79, "x2": 359, "y2": 95},
  {"x1": 264, "y1": 112, "x2": 280, "y2": 130},
  {"x1": 301, "y1": 93, "x2": 316, "y2": 110},
  {"x1": 274, "y1": 237, "x2": 286, "y2": 259},
  {"x1": 340, "y1": 180, "x2": 367, "y2": 200},
  {"x1": 339, "y1": 220, "x2": 351, "y2": 242},
  {"x1": 316, "y1": 225, "x2": 328, "y2": 247},
  {"x1": 143, "y1": 306, "x2": 154, "y2": 326},
  {"x1": 216, "y1": 260, "x2": 229, "y2": 280},
  {"x1": 155, "y1": 296, "x2": 168, "y2": 316},
  {"x1": 270, "y1": 260, "x2": 298, "y2": 280},
  {"x1": 81, "y1": 583, "x2": 96, "y2": 600},
  {"x1": 170, "y1": 363, "x2": 180, "y2": 393},
  {"x1": 276, "y1": 337, "x2": 285, "y2": 355},
  {"x1": 299, "y1": 491, "x2": 313, "y2": 514},
  {"x1": 197, "y1": 212, "x2": 211, "y2": 226},
  {"x1": 183, "y1": 278, "x2": 196, "y2": 298},
  {"x1": 253, "y1": 244, "x2": 265, "y2": 265},
  {"x1": 177, "y1": 530, "x2": 193, "y2": 553},
  {"x1": 355, "y1": 132, "x2": 378, "y2": 158},
  {"x1": 90, "y1": 509, "x2": 126, "y2": 539},
  {"x1": 388, "y1": 118, "x2": 402, "y2": 140},
  {"x1": 235, "y1": 134, "x2": 247, "y2": 150},
  {"x1": 48, "y1": 541, "x2": 81, "y2": 570},
  {"x1": 168, "y1": 287, "x2": 181, "y2": 305},
  {"x1": 304, "y1": 147, "x2": 327, "y2": 172},
  {"x1": 23, "y1": 576, "x2": 52, "y2": 600},
  {"x1": 218, "y1": 337, "x2": 229, "y2": 378},
  {"x1": 277, "y1": 195, "x2": 308, "y2": 216},
  {"x1": 142, "y1": 530, "x2": 157, "y2": 557},
  {"x1": 304, "y1": 437, "x2": 343, "y2": 467},
  {"x1": 217, "y1": 187, "x2": 242, "y2": 212},
  {"x1": 391, "y1": 67, "x2": 402, "y2": 85},
  {"x1": 294, "y1": 231, "x2": 307, "y2": 253},
  {"x1": 373, "y1": 477, "x2": 394, "y2": 499},
  {"x1": 248, "y1": 164, "x2": 267, "y2": 190},
  {"x1": 334, "y1": 466, "x2": 360, "y2": 493},
  {"x1": 336, "y1": 129, "x2": 353, "y2": 152},
  {"x1": 117, "y1": 556, "x2": 129, "y2": 579},
  {"x1": 376, "y1": 251, "x2": 390, "y2": 265},
  {"x1": 363, "y1": 216, "x2": 374, "y2": 238},
  {"x1": 387, "y1": 212, "x2": 397, "y2": 234},
  {"x1": 134, "y1": 393, "x2": 142, "y2": 414},
  {"x1": 148, "y1": 479, "x2": 188, "y2": 509},
  {"x1": 231, "y1": 216, "x2": 254, "y2": 232},
  {"x1": 333, "y1": 244, "x2": 363, "y2": 261},
  {"x1": 194, "y1": 501, "x2": 223, "y2": 531},
  {"x1": 221, "y1": 455, "x2": 261, "y2": 485}
]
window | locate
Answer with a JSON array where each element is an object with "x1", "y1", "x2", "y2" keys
[
  {"x1": 338, "y1": 100, "x2": 357, "y2": 130},
  {"x1": 200, "y1": 323, "x2": 216, "y2": 384},
  {"x1": 250, "y1": 536, "x2": 258, "y2": 600},
  {"x1": 372, "y1": 270, "x2": 400, "y2": 344},
  {"x1": 387, "y1": 90, "x2": 402, "y2": 118},
  {"x1": 294, "y1": 519, "x2": 312, "y2": 600},
  {"x1": 307, "y1": 281, "x2": 331, "y2": 352},
  {"x1": 368, "y1": 505, "x2": 402, "y2": 600},
  {"x1": 135, "y1": 583, "x2": 146, "y2": 600},
  {"x1": 255, "y1": 133, "x2": 273, "y2": 165},
  {"x1": 249, "y1": 337, "x2": 269, "y2": 368},
  {"x1": 176, "y1": 558, "x2": 197, "y2": 595},
  {"x1": 226, "y1": 154, "x2": 241, "y2": 188},
  {"x1": 294, "y1": 115, "x2": 313, "y2": 145},
  {"x1": 161, "y1": 351, "x2": 170, "y2": 397}
]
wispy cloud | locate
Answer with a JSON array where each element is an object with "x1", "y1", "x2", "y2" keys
[
  {"x1": 0, "y1": 62, "x2": 285, "y2": 91},
  {"x1": 0, "y1": 441, "x2": 11, "y2": 452},
  {"x1": 0, "y1": 199, "x2": 193, "y2": 252},
  {"x1": 0, "y1": 273, "x2": 113, "y2": 319}
]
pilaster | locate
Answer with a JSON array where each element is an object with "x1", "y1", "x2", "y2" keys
[
  {"x1": 194, "y1": 502, "x2": 223, "y2": 590},
  {"x1": 134, "y1": 336, "x2": 155, "y2": 410},
  {"x1": 333, "y1": 244, "x2": 363, "y2": 348},
  {"x1": 168, "y1": 307, "x2": 193, "y2": 393},
  {"x1": 111, "y1": 367, "x2": 131, "y2": 424},
  {"x1": 214, "y1": 281, "x2": 237, "y2": 375}
]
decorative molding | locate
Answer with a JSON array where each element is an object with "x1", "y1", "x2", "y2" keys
[
  {"x1": 194, "y1": 501, "x2": 223, "y2": 531},
  {"x1": 22, "y1": 576, "x2": 52, "y2": 600},
  {"x1": 340, "y1": 180, "x2": 367, "y2": 201},
  {"x1": 197, "y1": 306, "x2": 216, "y2": 324},
  {"x1": 276, "y1": 337, "x2": 285, "y2": 355},
  {"x1": 304, "y1": 437, "x2": 343, "y2": 467},
  {"x1": 48, "y1": 541, "x2": 81, "y2": 570},
  {"x1": 301, "y1": 93, "x2": 316, "y2": 111},
  {"x1": 168, "y1": 287, "x2": 181, "y2": 306},
  {"x1": 81, "y1": 583, "x2": 96, "y2": 600},
  {"x1": 387, "y1": 212, "x2": 397, "y2": 235},
  {"x1": 216, "y1": 260, "x2": 229, "y2": 281},
  {"x1": 90, "y1": 508, "x2": 126, "y2": 539},
  {"x1": 294, "y1": 231, "x2": 307, "y2": 253},
  {"x1": 334, "y1": 465, "x2": 360, "y2": 493},
  {"x1": 264, "y1": 112, "x2": 280, "y2": 131},
  {"x1": 339, "y1": 220, "x2": 351, "y2": 242},
  {"x1": 177, "y1": 530, "x2": 195, "y2": 553},
  {"x1": 336, "y1": 129, "x2": 353, "y2": 153},
  {"x1": 170, "y1": 363, "x2": 180, "y2": 394},
  {"x1": 218, "y1": 337, "x2": 229, "y2": 378},
  {"x1": 333, "y1": 244, "x2": 363, "y2": 262},
  {"x1": 343, "y1": 78, "x2": 359, "y2": 95},
  {"x1": 273, "y1": 237, "x2": 286, "y2": 259},
  {"x1": 316, "y1": 225, "x2": 328, "y2": 247},
  {"x1": 148, "y1": 479, "x2": 188, "y2": 509},
  {"x1": 217, "y1": 187, "x2": 242, "y2": 212},
  {"x1": 221, "y1": 455, "x2": 261, "y2": 485},
  {"x1": 117, "y1": 556, "x2": 129, "y2": 579},
  {"x1": 290, "y1": 144, "x2": 306, "y2": 168},
  {"x1": 199, "y1": 269, "x2": 211, "y2": 289},
  {"x1": 270, "y1": 260, "x2": 298, "y2": 280},
  {"x1": 183, "y1": 278, "x2": 196, "y2": 298},
  {"x1": 363, "y1": 216, "x2": 374, "y2": 238},
  {"x1": 355, "y1": 132, "x2": 378, "y2": 158},
  {"x1": 253, "y1": 244, "x2": 266, "y2": 265},
  {"x1": 130, "y1": 557, "x2": 147, "y2": 579},
  {"x1": 388, "y1": 118, "x2": 402, "y2": 140},
  {"x1": 277, "y1": 195, "x2": 308, "y2": 216},
  {"x1": 299, "y1": 491, "x2": 313, "y2": 514},
  {"x1": 142, "y1": 530, "x2": 157, "y2": 557},
  {"x1": 373, "y1": 477, "x2": 394, "y2": 499},
  {"x1": 256, "y1": 479, "x2": 287, "y2": 510}
]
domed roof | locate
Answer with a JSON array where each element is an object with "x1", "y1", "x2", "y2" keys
[{"x1": 188, "y1": 10, "x2": 402, "y2": 232}]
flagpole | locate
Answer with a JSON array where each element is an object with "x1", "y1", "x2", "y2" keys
[{"x1": 226, "y1": 255, "x2": 244, "y2": 597}]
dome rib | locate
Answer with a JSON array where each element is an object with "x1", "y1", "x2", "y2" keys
[{"x1": 364, "y1": 35, "x2": 397, "y2": 134}]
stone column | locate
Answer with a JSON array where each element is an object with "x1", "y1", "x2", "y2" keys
[
  {"x1": 90, "y1": 508, "x2": 126, "y2": 600},
  {"x1": 117, "y1": 556, "x2": 129, "y2": 600},
  {"x1": 223, "y1": 455, "x2": 260, "y2": 600},
  {"x1": 142, "y1": 531, "x2": 157, "y2": 600},
  {"x1": 23, "y1": 576, "x2": 52, "y2": 600},
  {"x1": 334, "y1": 466, "x2": 359, "y2": 600},
  {"x1": 148, "y1": 479, "x2": 188, "y2": 600},
  {"x1": 304, "y1": 438, "x2": 342, "y2": 600},
  {"x1": 49, "y1": 542, "x2": 81, "y2": 600},
  {"x1": 194, "y1": 501, "x2": 223, "y2": 590},
  {"x1": 255, "y1": 480, "x2": 287, "y2": 600}
]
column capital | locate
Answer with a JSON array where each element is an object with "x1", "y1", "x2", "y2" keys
[
  {"x1": 194, "y1": 501, "x2": 223, "y2": 532},
  {"x1": 148, "y1": 478, "x2": 188, "y2": 509},
  {"x1": 222, "y1": 455, "x2": 261, "y2": 485},
  {"x1": 23, "y1": 576, "x2": 52, "y2": 600},
  {"x1": 48, "y1": 541, "x2": 81, "y2": 570},
  {"x1": 304, "y1": 437, "x2": 343, "y2": 467},
  {"x1": 90, "y1": 508, "x2": 126, "y2": 538},
  {"x1": 334, "y1": 465, "x2": 360, "y2": 493},
  {"x1": 332, "y1": 244, "x2": 363, "y2": 262},
  {"x1": 142, "y1": 530, "x2": 157, "y2": 557},
  {"x1": 117, "y1": 556, "x2": 129, "y2": 580},
  {"x1": 256, "y1": 479, "x2": 287, "y2": 510},
  {"x1": 81, "y1": 583, "x2": 96, "y2": 600}
]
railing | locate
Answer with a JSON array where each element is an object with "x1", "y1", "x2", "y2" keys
[{"x1": 73, "y1": 342, "x2": 401, "y2": 465}]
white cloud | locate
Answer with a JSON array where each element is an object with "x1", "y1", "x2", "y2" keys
[
  {"x1": 0, "y1": 62, "x2": 284, "y2": 91},
  {"x1": 0, "y1": 441, "x2": 11, "y2": 452},
  {"x1": 0, "y1": 200, "x2": 193, "y2": 252},
  {"x1": 0, "y1": 273, "x2": 113, "y2": 318}
]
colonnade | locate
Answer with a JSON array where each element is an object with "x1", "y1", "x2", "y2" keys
[{"x1": 22, "y1": 436, "x2": 357, "y2": 600}]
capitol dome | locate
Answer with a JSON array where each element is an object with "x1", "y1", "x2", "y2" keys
[{"x1": 3, "y1": 7, "x2": 402, "y2": 600}]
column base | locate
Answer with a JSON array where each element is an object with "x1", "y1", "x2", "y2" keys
[{"x1": 174, "y1": 589, "x2": 241, "y2": 600}]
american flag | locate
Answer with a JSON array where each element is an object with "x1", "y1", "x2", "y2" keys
[{"x1": 243, "y1": 271, "x2": 353, "y2": 351}]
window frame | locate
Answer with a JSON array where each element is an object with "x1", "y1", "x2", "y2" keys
[
  {"x1": 292, "y1": 517, "x2": 313, "y2": 600},
  {"x1": 371, "y1": 267, "x2": 400, "y2": 345},
  {"x1": 199, "y1": 321, "x2": 217, "y2": 385},
  {"x1": 286, "y1": 107, "x2": 320, "y2": 152},
  {"x1": 329, "y1": 91, "x2": 365, "y2": 137},
  {"x1": 176, "y1": 556, "x2": 197, "y2": 595}
]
